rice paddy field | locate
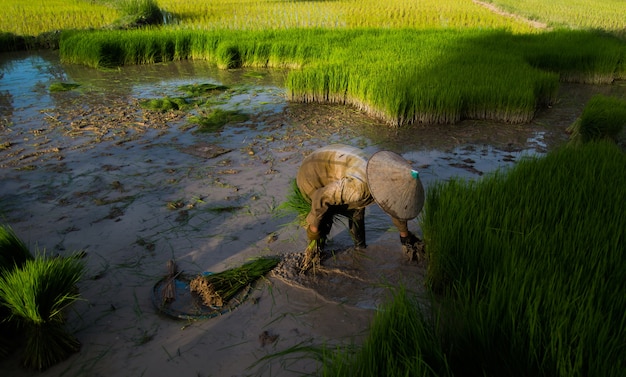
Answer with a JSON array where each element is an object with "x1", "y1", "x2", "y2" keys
[
  {"x1": 2, "y1": 0, "x2": 625, "y2": 125},
  {"x1": 2, "y1": 0, "x2": 626, "y2": 376}
]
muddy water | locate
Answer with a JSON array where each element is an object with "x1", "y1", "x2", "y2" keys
[{"x1": 1, "y1": 50, "x2": 624, "y2": 376}]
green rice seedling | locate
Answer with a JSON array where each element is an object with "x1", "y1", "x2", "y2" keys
[
  {"x1": 0, "y1": 0, "x2": 118, "y2": 37},
  {"x1": 0, "y1": 254, "x2": 85, "y2": 370},
  {"x1": 484, "y1": 0, "x2": 626, "y2": 39},
  {"x1": 62, "y1": 26, "x2": 625, "y2": 125},
  {"x1": 0, "y1": 225, "x2": 33, "y2": 360},
  {"x1": 114, "y1": 0, "x2": 163, "y2": 27},
  {"x1": 275, "y1": 179, "x2": 311, "y2": 227},
  {"x1": 49, "y1": 82, "x2": 81, "y2": 92},
  {"x1": 420, "y1": 141, "x2": 626, "y2": 376},
  {"x1": 177, "y1": 83, "x2": 228, "y2": 97},
  {"x1": 139, "y1": 96, "x2": 188, "y2": 112},
  {"x1": 321, "y1": 287, "x2": 449, "y2": 377},
  {"x1": 189, "y1": 256, "x2": 280, "y2": 307},
  {"x1": 0, "y1": 224, "x2": 33, "y2": 272},
  {"x1": 567, "y1": 94, "x2": 626, "y2": 145},
  {"x1": 189, "y1": 108, "x2": 248, "y2": 133}
]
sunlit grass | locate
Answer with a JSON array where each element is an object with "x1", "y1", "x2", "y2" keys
[
  {"x1": 157, "y1": 0, "x2": 535, "y2": 32},
  {"x1": 484, "y1": 0, "x2": 626, "y2": 38},
  {"x1": 567, "y1": 94, "x2": 626, "y2": 144},
  {"x1": 0, "y1": 0, "x2": 118, "y2": 36},
  {"x1": 60, "y1": 27, "x2": 623, "y2": 125}
]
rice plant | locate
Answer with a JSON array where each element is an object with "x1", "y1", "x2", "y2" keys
[
  {"x1": 0, "y1": 225, "x2": 34, "y2": 360},
  {"x1": 321, "y1": 287, "x2": 449, "y2": 377},
  {"x1": 59, "y1": 27, "x2": 622, "y2": 125},
  {"x1": 114, "y1": 0, "x2": 164, "y2": 27},
  {"x1": 189, "y1": 108, "x2": 249, "y2": 133},
  {"x1": 49, "y1": 82, "x2": 81, "y2": 92},
  {"x1": 484, "y1": 0, "x2": 626, "y2": 39},
  {"x1": 0, "y1": 254, "x2": 85, "y2": 370},
  {"x1": 275, "y1": 179, "x2": 311, "y2": 227},
  {"x1": 139, "y1": 96, "x2": 188, "y2": 111},
  {"x1": 419, "y1": 141, "x2": 626, "y2": 376},
  {"x1": 567, "y1": 94, "x2": 626, "y2": 145}
]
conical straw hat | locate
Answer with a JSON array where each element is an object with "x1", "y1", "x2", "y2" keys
[{"x1": 366, "y1": 150, "x2": 425, "y2": 220}]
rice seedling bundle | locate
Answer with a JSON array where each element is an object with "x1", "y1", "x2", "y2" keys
[
  {"x1": 0, "y1": 254, "x2": 85, "y2": 370},
  {"x1": 276, "y1": 179, "x2": 311, "y2": 227},
  {"x1": 0, "y1": 225, "x2": 34, "y2": 360},
  {"x1": 189, "y1": 256, "x2": 279, "y2": 307}
]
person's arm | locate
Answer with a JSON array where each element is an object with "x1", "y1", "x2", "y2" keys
[
  {"x1": 306, "y1": 176, "x2": 369, "y2": 235},
  {"x1": 391, "y1": 217, "x2": 420, "y2": 244}
]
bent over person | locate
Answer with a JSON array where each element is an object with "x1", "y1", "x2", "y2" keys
[{"x1": 296, "y1": 144, "x2": 425, "y2": 271}]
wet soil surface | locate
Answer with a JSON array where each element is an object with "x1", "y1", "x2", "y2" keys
[{"x1": 1, "y1": 50, "x2": 625, "y2": 376}]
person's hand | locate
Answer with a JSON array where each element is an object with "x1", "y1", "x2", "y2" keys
[
  {"x1": 400, "y1": 232, "x2": 425, "y2": 262},
  {"x1": 307, "y1": 226, "x2": 321, "y2": 241},
  {"x1": 400, "y1": 232, "x2": 421, "y2": 246}
]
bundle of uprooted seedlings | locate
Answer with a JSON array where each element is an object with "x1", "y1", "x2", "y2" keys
[
  {"x1": 0, "y1": 224, "x2": 34, "y2": 359},
  {"x1": 275, "y1": 179, "x2": 311, "y2": 227},
  {"x1": 189, "y1": 256, "x2": 280, "y2": 308},
  {"x1": 0, "y1": 254, "x2": 84, "y2": 370}
]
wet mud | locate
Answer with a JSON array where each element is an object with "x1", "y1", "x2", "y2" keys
[{"x1": 1, "y1": 50, "x2": 625, "y2": 376}]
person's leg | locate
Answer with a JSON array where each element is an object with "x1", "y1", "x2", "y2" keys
[
  {"x1": 348, "y1": 208, "x2": 366, "y2": 249},
  {"x1": 317, "y1": 209, "x2": 335, "y2": 250}
]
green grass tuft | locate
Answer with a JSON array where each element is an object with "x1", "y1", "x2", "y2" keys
[
  {"x1": 114, "y1": 0, "x2": 163, "y2": 27},
  {"x1": 189, "y1": 108, "x2": 248, "y2": 133},
  {"x1": 567, "y1": 94, "x2": 626, "y2": 145},
  {"x1": 49, "y1": 82, "x2": 81, "y2": 92},
  {"x1": 177, "y1": 83, "x2": 228, "y2": 97},
  {"x1": 139, "y1": 97, "x2": 188, "y2": 112},
  {"x1": 0, "y1": 254, "x2": 85, "y2": 370},
  {"x1": 275, "y1": 179, "x2": 311, "y2": 227}
]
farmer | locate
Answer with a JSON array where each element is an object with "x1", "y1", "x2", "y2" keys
[{"x1": 296, "y1": 144, "x2": 425, "y2": 270}]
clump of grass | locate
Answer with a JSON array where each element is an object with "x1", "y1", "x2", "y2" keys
[
  {"x1": 189, "y1": 108, "x2": 248, "y2": 133},
  {"x1": 321, "y1": 287, "x2": 448, "y2": 376},
  {"x1": 178, "y1": 83, "x2": 228, "y2": 97},
  {"x1": 0, "y1": 253, "x2": 85, "y2": 370},
  {"x1": 567, "y1": 94, "x2": 626, "y2": 145},
  {"x1": 139, "y1": 97, "x2": 188, "y2": 112},
  {"x1": 419, "y1": 141, "x2": 626, "y2": 376},
  {"x1": 49, "y1": 82, "x2": 80, "y2": 92},
  {"x1": 0, "y1": 225, "x2": 34, "y2": 360},
  {"x1": 114, "y1": 0, "x2": 163, "y2": 28},
  {"x1": 189, "y1": 256, "x2": 280, "y2": 307},
  {"x1": 275, "y1": 179, "x2": 311, "y2": 227}
]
